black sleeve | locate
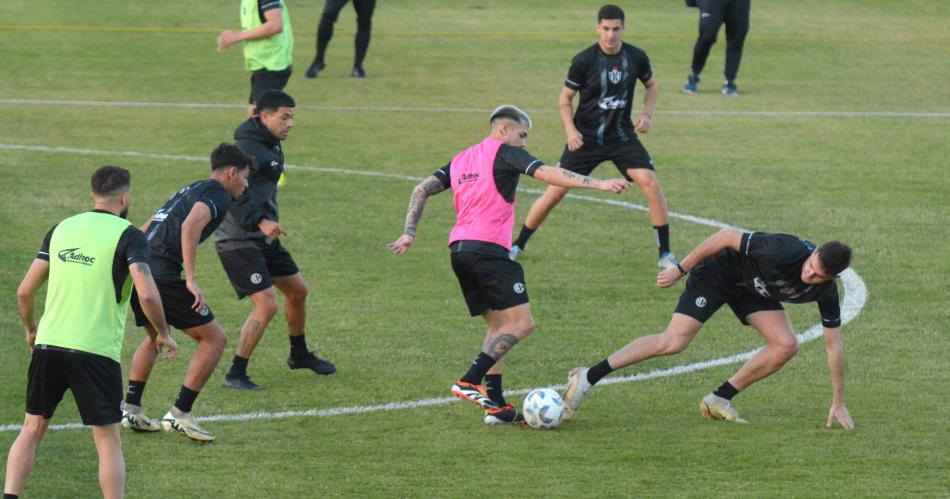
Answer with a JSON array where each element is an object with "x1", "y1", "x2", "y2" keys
[
  {"x1": 565, "y1": 52, "x2": 588, "y2": 90},
  {"x1": 259, "y1": 0, "x2": 282, "y2": 13},
  {"x1": 636, "y1": 49, "x2": 653, "y2": 83},
  {"x1": 230, "y1": 175, "x2": 276, "y2": 230},
  {"x1": 118, "y1": 226, "x2": 151, "y2": 266},
  {"x1": 496, "y1": 145, "x2": 543, "y2": 177},
  {"x1": 199, "y1": 185, "x2": 232, "y2": 221},
  {"x1": 37, "y1": 225, "x2": 57, "y2": 261},
  {"x1": 432, "y1": 162, "x2": 452, "y2": 189},
  {"x1": 816, "y1": 282, "x2": 842, "y2": 328}
]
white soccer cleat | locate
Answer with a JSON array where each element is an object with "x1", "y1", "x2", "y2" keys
[
  {"x1": 508, "y1": 244, "x2": 523, "y2": 261},
  {"x1": 162, "y1": 409, "x2": 215, "y2": 442},
  {"x1": 121, "y1": 405, "x2": 161, "y2": 433},
  {"x1": 658, "y1": 251, "x2": 678, "y2": 270},
  {"x1": 700, "y1": 393, "x2": 749, "y2": 424},
  {"x1": 562, "y1": 367, "x2": 592, "y2": 421}
]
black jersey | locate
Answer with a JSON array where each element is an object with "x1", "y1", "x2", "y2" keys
[
  {"x1": 432, "y1": 143, "x2": 542, "y2": 202},
  {"x1": 145, "y1": 179, "x2": 232, "y2": 281},
  {"x1": 37, "y1": 210, "x2": 150, "y2": 303},
  {"x1": 565, "y1": 42, "x2": 653, "y2": 146},
  {"x1": 709, "y1": 232, "x2": 842, "y2": 327}
]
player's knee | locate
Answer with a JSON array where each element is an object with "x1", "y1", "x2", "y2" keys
[
  {"x1": 661, "y1": 333, "x2": 691, "y2": 355},
  {"x1": 697, "y1": 30, "x2": 718, "y2": 47},
  {"x1": 512, "y1": 317, "x2": 536, "y2": 337},
  {"x1": 21, "y1": 417, "x2": 47, "y2": 440},
  {"x1": 209, "y1": 329, "x2": 229, "y2": 351},
  {"x1": 321, "y1": 11, "x2": 341, "y2": 24},
  {"x1": 287, "y1": 282, "x2": 309, "y2": 305},
  {"x1": 357, "y1": 18, "x2": 372, "y2": 30},
  {"x1": 775, "y1": 340, "x2": 798, "y2": 361},
  {"x1": 255, "y1": 297, "x2": 279, "y2": 320}
]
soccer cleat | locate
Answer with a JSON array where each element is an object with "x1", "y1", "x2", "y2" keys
[
  {"x1": 722, "y1": 81, "x2": 741, "y2": 96},
  {"x1": 658, "y1": 251, "x2": 678, "y2": 270},
  {"x1": 221, "y1": 373, "x2": 265, "y2": 391},
  {"x1": 305, "y1": 60, "x2": 326, "y2": 79},
  {"x1": 351, "y1": 66, "x2": 367, "y2": 79},
  {"x1": 121, "y1": 405, "x2": 161, "y2": 433},
  {"x1": 451, "y1": 380, "x2": 499, "y2": 409},
  {"x1": 562, "y1": 367, "x2": 592, "y2": 421},
  {"x1": 682, "y1": 74, "x2": 700, "y2": 94},
  {"x1": 700, "y1": 393, "x2": 749, "y2": 424},
  {"x1": 484, "y1": 404, "x2": 526, "y2": 427},
  {"x1": 162, "y1": 409, "x2": 215, "y2": 442},
  {"x1": 287, "y1": 352, "x2": 337, "y2": 375},
  {"x1": 508, "y1": 244, "x2": 523, "y2": 261}
]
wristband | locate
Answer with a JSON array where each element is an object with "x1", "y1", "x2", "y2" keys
[{"x1": 676, "y1": 263, "x2": 688, "y2": 275}]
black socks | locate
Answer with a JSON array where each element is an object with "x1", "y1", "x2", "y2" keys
[
  {"x1": 513, "y1": 225, "x2": 536, "y2": 249},
  {"x1": 484, "y1": 374, "x2": 506, "y2": 407},
  {"x1": 460, "y1": 352, "x2": 496, "y2": 385},
  {"x1": 653, "y1": 224, "x2": 671, "y2": 256},
  {"x1": 290, "y1": 334, "x2": 309, "y2": 358},
  {"x1": 228, "y1": 355, "x2": 249, "y2": 378},
  {"x1": 174, "y1": 386, "x2": 200, "y2": 414},
  {"x1": 713, "y1": 381, "x2": 740, "y2": 400},
  {"x1": 586, "y1": 359, "x2": 614, "y2": 385},
  {"x1": 125, "y1": 380, "x2": 146, "y2": 407}
]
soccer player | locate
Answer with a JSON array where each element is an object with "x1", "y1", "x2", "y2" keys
[
  {"x1": 510, "y1": 4, "x2": 676, "y2": 270},
  {"x1": 216, "y1": 90, "x2": 336, "y2": 391},
  {"x1": 121, "y1": 144, "x2": 253, "y2": 442},
  {"x1": 388, "y1": 105, "x2": 630, "y2": 425},
  {"x1": 217, "y1": 0, "x2": 294, "y2": 117},
  {"x1": 305, "y1": 0, "x2": 377, "y2": 79},
  {"x1": 681, "y1": 0, "x2": 751, "y2": 96},
  {"x1": 6, "y1": 166, "x2": 178, "y2": 499},
  {"x1": 561, "y1": 228, "x2": 856, "y2": 429}
]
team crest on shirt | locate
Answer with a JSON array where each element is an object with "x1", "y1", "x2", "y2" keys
[{"x1": 608, "y1": 66, "x2": 622, "y2": 84}]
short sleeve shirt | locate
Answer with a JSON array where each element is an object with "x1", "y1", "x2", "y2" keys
[
  {"x1": 566, "y1": 42, "x2": 653, "y2": 146},
  {"x1": 433, "y1": 144, "x2": 542, "y2": 203},
  {"x1": 710, "y1": 232, "x2": 842, "y2": 327}
]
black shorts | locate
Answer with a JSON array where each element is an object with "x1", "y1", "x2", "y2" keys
[
  {"x1": 26, "y1": 345, "x2": 123, "y2": 426},
  {"x1": 674, "y1": 264, "x2": 785, "y2": 325},
  {"x1": 218, "y1": 240, "x2": 300, "y2": 299},
  {"x1": 450, "y1": 241, "x2": 530, "y2": 316},
  {"x1": 558, "y1": 138, "x2": 654, "y2": 181},
  {"x1": 130, "y1": 279, "x2": 215, "y2": 330},
  {"x1": 249, "y1": 66, "x2": 293, "y2": 104}
]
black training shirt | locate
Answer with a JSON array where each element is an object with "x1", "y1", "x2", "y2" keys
[
  {"x1": 144, "y1": 179, "x2": 232, "y2": 281},
  {"x1": 37, "y1": 210, "x2": 150, "y2": 303},
  {"x1": 565, "y1": 42, "x2": 653, "y2": 146},
  {"x1": 709, "y1": 232, "x2": 842, "y2": 328},
  {"x1": 432, "y1": 143, "x2": 542, "y2": 202}
]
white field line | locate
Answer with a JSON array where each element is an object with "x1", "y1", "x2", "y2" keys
[
  {"x1": 1, "y1": 98, "x2": 948, "y2": 119},
  {"x1": 0, "y1": 143, "x2": 868, "y2": 433}
]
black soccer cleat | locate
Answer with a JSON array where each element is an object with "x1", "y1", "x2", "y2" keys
[
  {"x1": 221, "y1": 373, "x2": 265, "y2": 391},
  {"x1": 351, "y1": 66, "x2": 367, "y2": 79},
  {"x1": 287, "y1": 352, "x2": 337, "y2": 375},
  {"x1": 305, "y1": 60, "x2": 326, "y2": 79}
]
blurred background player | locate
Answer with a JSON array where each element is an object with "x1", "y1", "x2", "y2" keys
[
  {"x1": 218, "y1": 0, "x2": 295, "y2": 117},
  {"x1": 122, "y1": 144, "x2": 253, "y2": 442},
  {"x1": 6, "y1": 166, "x2": 177, "y2": 499},
  {"x1": 510, "y1": 5, "x2": 676, "y2": 270},
  {"x1": 681, "y1": 0, "x2": 751, "y2": 96},
  {"x1": 305, "y1": 0, "x2": 377, "y2": 79},
  {"x1": 562, "y1": 228, "x2": 855, "y2": 430},
  {"x1": 389, "y1": 105, "x2": 630, "y2": 425},
  {"x1": 215, "y1": 90, "x2": 336, "y2": 391}
]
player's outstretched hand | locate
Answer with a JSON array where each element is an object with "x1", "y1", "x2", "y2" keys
[
  {"x1": 657, "y1": 265, "x2": 684, "y2": 288},
  {"x1": 566, "y1": 130, "x2": 584, "y2": 151},
  {"x1": 155, "y1": 334, "x2": 179, "y2": 361},
  {"x1": 598, "y1": 178, "x2": 632, "y2": 194},
  {"x1": 827, "y1": 403, "x2": 855, "y2": 430},
  {"x1": 388, "y1": 234, "x2": 415, "y2": 255}
]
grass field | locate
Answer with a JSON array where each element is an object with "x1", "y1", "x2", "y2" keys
[{"x1": 1, "y1": 0, "x2": 949, "y2": 496}]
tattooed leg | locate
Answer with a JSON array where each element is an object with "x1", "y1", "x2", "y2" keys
[{"x1": 235, "y1": 288, "x2": 279, "y2": 358}]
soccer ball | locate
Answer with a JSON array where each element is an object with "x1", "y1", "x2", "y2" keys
[{"x1": 522, "y1": 388, "x2": 565, "y2": 429}]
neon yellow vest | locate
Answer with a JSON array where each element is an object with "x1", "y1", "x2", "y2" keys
[
  {"x1": 36, "y1": 211, "x2": 134, "y2": 362},
  {"x1": 240, "y1": 0, "x2": 294, "y2": 71}
]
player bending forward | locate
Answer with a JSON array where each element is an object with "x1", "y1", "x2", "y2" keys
[
  {"x1": 389, "y1": 105, "x2": 629, "y2": 425},
  {"x1": 562, "y1": 228, "x2": 855, "y2": 429}
]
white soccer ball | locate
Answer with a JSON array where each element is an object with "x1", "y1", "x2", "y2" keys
[{"x1": 522, "y1": 388, "x2": 565, "y2": 429}]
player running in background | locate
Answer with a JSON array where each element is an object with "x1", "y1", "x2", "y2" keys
[
  {"x1": 510, "y1": 4, "x2": 676, "y2": 270},
  {"x1": 389, "y1": 105, "x2": 630, "y2": 425},
  {"x1": 562, "y1": 228, "x2": 855, "y2": 429},
  {"x1": 7, "y1": 166, "x2": 177, "y2": 499},
  {"x1": 122, "y1": 144, "x2": 253, "y2": 442},
  {"x1": 216, "y1": 90, "x2": 337, "y2": 391}
]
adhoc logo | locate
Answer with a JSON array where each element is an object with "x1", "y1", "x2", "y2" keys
[
  {"x1": 608, "y1": 66, "x2": 622, "y2": 84},
  {"x1": 58, "y1": 248, "x2": 95, "y2": 266},
  {"x1": 458, "y1": 172, "x2": 480, "y2": 184}
]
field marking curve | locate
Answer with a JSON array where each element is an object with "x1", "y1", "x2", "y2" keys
[
  {"x1": 2, "y1": 99, "x2": 949, "y2": 119},
  {"x1": 0, "y1": 143, "x2": 867, "y2": 433}
]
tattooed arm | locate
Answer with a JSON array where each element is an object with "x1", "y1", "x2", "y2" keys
[
  {"x1": 532, "y1": 165, "x2": 631, "y2": 193},
  {"x1": 129, "y1": 262, "x2": 178, "y2": 359},
  {"x1": 388, "y1": 175, "x2": 448, "y2": 254}
]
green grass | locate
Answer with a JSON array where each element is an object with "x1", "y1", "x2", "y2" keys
[{"x1": 1, "y1": 0, "x2": 949, "y2": 496}]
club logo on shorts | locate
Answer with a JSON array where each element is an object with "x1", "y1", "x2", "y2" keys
[
  {"x1": 199, "y1": 305, "x2": 210, "y2": 317},
  {"x1": 695, "y1": 297, "x2": 707, "y2": 308},
  {"x1": 753, "y1": 277, "x2": 771, "y2": 298},
  {"x1": 513, "y1": 282, "x2": 525, "y2": 294},
  {"x1": 250, "y1": 273, "x2": 263, "y2": 285}
]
